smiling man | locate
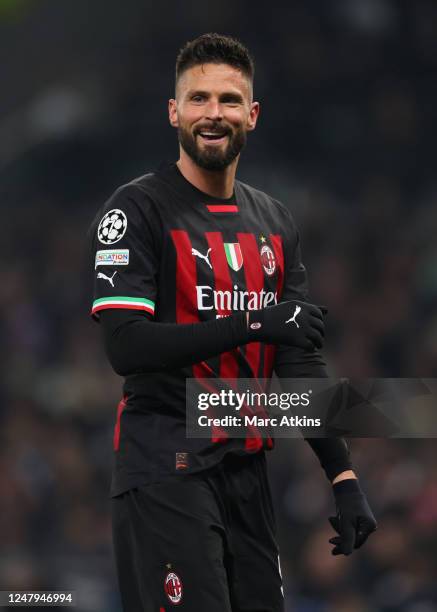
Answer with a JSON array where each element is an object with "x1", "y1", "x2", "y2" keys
[
  {"x1": 89, "y1": 33, "x2": 376, "y2": 612},
  {"x1": 172, "y1": 61, "x2": 255, "y2": 179}
]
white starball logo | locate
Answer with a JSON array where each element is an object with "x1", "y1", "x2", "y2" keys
[{"x1": 97, "y1": 209, "x2": 127, "y2": 245}]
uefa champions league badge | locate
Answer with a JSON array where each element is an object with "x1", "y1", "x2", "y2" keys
[{"x1": 97, "y1": 209, "x2": 127, "y2": 245}]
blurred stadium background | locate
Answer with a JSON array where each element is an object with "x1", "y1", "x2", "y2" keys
[{"x1": 2, "y1": 0, "x2": 437, "y2": 610}]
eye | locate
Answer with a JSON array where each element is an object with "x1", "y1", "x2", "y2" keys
[
  {"x1": 221, "y1": 96, "x2": 242, "y2": 106},
  {"x1": 191, "y1": 95, "x2": 205, "y2": 103}
]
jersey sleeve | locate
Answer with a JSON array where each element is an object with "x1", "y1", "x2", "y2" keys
[
  {"x1": 278, "y1": 204, "x2": 309, "y2": 302},
  {"x1": 273, "y1": 200, "x2": 327, "y2": 375},
  {"x1": 89, "y1": 185, "x2": 160, "y2": 322}
]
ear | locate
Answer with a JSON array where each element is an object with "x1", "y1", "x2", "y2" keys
[
  {"x1": 168, "y1": 98, "x2": 179, "y2": 128},
  {"x1": 246, "y1": 101, "x2": 260, "y2": 132}
]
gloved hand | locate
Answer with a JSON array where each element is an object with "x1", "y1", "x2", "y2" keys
[
  {"x1": 247, "y1": 299, "x2": 325, "y2": 350},
  {"x1": 329, "y1": 478, "x2": 377, "y2": 556}
]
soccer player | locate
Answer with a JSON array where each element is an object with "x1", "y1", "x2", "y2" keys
[{"x1": 89, "y1": 33, "x2": 377, "y2": 612}]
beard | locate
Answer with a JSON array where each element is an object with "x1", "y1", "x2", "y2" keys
[{"x1": 178, "y1": 122, "x2": 247, "y2": 171}]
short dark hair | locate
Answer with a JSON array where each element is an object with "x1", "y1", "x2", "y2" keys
[{"x1": 175, "y1": 33, "x2": 254, "y2": 87}]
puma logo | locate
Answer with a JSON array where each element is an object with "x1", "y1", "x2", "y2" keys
[
  {"x1": 97, "y1": 271, "x2": 117, "y2": 287},
  {"x1": 285, "y1": 305, "x2": 301, "y2": 328},
  {"x1": 192, "y1": 247, "x2": 212, "y2": 269}
]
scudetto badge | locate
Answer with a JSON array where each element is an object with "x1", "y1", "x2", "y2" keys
[
  {"x1": 97, "y1": 209, "x2": 127, "y2": 245},
  {"x1": 164, "y1": 571, "x2": 183, "y2": 605},
  {"x1": 260, "y1": 244, "x2": 276, "y2": 276},
  {"x1": 224, "y1": 242, "x2": 243, "y2": 271}
]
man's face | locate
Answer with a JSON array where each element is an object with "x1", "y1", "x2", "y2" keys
[{"x1": 169, "y1": 63, "x2": 259, "y2": 171}]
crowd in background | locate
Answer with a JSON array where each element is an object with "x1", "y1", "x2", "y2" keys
[{"x1": 2, "y1": 0, "x2": 437, "y2": 610}]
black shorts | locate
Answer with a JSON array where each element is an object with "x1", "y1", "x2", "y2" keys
[{"x1": 111, "y1": 451, "x2": 284, "y2": 612}]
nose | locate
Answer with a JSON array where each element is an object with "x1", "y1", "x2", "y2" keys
[{"x1": 204, "y1": 99, "x2": 223, "y2": 121}]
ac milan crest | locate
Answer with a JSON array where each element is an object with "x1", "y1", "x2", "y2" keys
[
  {"x1": 260, "y1": 244, "x2": 276, "y2": 276},
  {"x1": 164, "y1": 571, "x2": 183, "y2": 604}
]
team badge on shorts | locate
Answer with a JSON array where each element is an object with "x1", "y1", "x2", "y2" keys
[
  {"x1": 97, "y1": 209, "x2": 127, "y2": 245},
  {"x1": 260, "y1": 244, "x2": 276, "y2": 276},
  {"x1": 175, "y1": 452, "x2": 189, "y2": 470},
  {"x1": 164, "y1": 571, "x2": 183, "y2": 604}
]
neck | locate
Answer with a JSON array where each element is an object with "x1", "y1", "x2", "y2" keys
[{"x1": 177, "y1": 147, "x2": 237, "y2": 199}]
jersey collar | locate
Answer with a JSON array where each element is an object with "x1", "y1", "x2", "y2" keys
[{"x1": 157, "y1": 161, "x2": 240, "y2": 213}]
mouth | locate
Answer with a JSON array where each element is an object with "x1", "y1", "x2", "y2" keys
[{"x1": 197, "y1": 130, "x2": 229, "y2": 145}]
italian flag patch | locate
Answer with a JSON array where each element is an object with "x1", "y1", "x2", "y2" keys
[
  {"x1": 91, "y1": 296, "x2": 155, "y2": 316},
  {"x1": 224, "y1": 243, "x2": 243, "y2": 271}
]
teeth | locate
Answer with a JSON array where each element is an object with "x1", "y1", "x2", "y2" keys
[{"x1": 200, "y1": 132, "x2": 225, "y2": 137}]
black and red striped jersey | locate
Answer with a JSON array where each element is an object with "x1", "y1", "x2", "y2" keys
[{"x1": 89, "y1": 162, "x2": 309, "y2": 496}]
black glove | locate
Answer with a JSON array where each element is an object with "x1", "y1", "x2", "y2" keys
[
  {"x1": 329, "y1": 478, "x2": 377, "y2": 556},
  {"x1": 247, "y1": 299, "x2": 325, "y2": 350}
]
